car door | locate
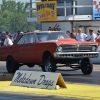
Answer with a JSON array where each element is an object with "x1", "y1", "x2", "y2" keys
[
  {"x1": 17, "y1": 34, "x2": 37, "y2": 63},
  {"x1": 0, "y1": 43, "x2": 21, "y2": 62},
  {"x1": 0, "y1": 45, "x2": 20, "y2": 61}
]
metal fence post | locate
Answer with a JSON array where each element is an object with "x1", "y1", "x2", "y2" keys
[
  {"x1": 73, "y1": 0, "x2": 75, "y2": 21},
  {"x1": 64, "y1": 1, "x2": 66, "y2": 20},
  {"x1": 29, "y1": 0, "x2": 32, "y2": 17}
]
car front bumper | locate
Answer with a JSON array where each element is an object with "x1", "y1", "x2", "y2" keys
[{"x1": 54, "y1": 52, "x2": 99, "y2": 59}]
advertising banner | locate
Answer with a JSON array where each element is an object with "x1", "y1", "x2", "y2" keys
[
  {"x1": 93, "y1": 0, "x2": 100, "y2": 20},
  {"x1": 36, "y1": 1, "x2": 57, "y2": 22}
]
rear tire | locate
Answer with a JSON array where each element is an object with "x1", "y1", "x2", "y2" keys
[
  {"x1": 6, "y1": 57, "x2": 19, "y2": 73},
  {"x1": 41, "y1": 58, "x2": 56, "y2": 72},
  {"x1": 81, "y1": 58, "x2": 93, "y2": 75}
]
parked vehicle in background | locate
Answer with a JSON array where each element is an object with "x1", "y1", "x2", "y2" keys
[{"x1": 0, "y1": 31, "x2": 99, "y2": 75}]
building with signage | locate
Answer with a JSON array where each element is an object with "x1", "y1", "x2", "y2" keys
[{"x1": 27, "y1": 0, "x2": 100, "y2": 34}]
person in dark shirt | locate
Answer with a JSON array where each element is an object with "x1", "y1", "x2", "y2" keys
[
  {"x1": 66, "y1": 31, "x2": 71, "y2": 37},
  {"x1": 0, "y1": 31, "x2": 6, "y2": 46},
  {"x1": 70, "y1": 28, "x2": 77, "y2": 39},
  {"x1": 14, "y1": 31, "x2": 21, "y2": 42},
  {"x1": 0, "y1": 32, "x2": 2, "y2": 46}
]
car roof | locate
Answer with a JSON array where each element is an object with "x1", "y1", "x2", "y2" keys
[
  {"x1": 23, "y1": 31, "x2": 64, "y2": 35},
  {"x1": 35, "y1": 31, "x2": 64, "y2": 33}
]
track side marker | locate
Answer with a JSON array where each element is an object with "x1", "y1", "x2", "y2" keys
[{"x1": 11, "y1": 70, "x2": 66, "y2": 90}]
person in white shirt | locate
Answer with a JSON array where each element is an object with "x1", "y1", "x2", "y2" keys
[
  {"x1": 4, "y1": 34, "x2": 13, "y2": 46},
  {"x1": 76, "y1": 28, "x2": 87, "y2": 41},
  {"x1": 96, "y1": 30, "x2": 100, "y2": 40},
  {"x1": 86, "y1": 28, "x2": 97, "y2": 42}
]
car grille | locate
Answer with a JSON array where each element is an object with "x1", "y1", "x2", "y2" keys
[{"x1": 61, "y1": 44, "x2": 93, "y2": 52}]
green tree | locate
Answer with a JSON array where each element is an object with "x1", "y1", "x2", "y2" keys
[{"x1": 0, "y1": 0, "x2": 39, "y2": 32}]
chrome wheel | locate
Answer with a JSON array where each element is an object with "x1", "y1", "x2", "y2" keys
[
  {"x1": 41, "y1": 59, "x2": 57, "y2": 72},
  {"x1": 45, "y1": 61, "x2": 52, "y2": 72}
]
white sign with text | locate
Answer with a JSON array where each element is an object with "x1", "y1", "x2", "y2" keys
[{"x1": 11, "y1": 70, "x2": 66, "y2": 89}]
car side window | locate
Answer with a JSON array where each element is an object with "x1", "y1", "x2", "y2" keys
[
  {"x1": 32, "y1": 34, "x2": 36, "y2": 43},
  {"x1": 24, "y1": 34, "x2": 35, "y2": 43},
  {"x1": 30, "y1": 34, "x2": 36, "y2": 43},
  {"x1": 17, "y1": 36, "x2": 25, "y2": 44},
  {"x1": 24, "y1": 35, "x2": 31, "y2": 43},
  {"x1": 17, "y1": 34, "x2": 35, "y2": 44}
]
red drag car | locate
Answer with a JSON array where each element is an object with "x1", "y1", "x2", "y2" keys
[{"x1": 0, "y1": 31, "x2": 99, "y2": 75}]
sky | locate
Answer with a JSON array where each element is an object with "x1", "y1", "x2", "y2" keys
[
  {"x1": 0, "y1": 0, "x2": 37, "y2": 4},
  {"x1": 0, "y1": 0, "x2": 37, "y2": 8},
  {"x1": 16, "y1": 0, "x2": 38, "y2": 8}
]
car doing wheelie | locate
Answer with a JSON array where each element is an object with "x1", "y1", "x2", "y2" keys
[{"x1": 0, "y1": 31, "x2": 99, "y2": 75}]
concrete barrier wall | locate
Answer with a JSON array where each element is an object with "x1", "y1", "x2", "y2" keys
[{"x1": 0, "y1": 73, "x2": 14, "y2": 81}]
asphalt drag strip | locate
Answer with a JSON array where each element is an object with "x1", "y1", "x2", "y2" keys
[
  {"x1": 0, "y1": 92, "x2": 82, "y2": 100},
  {"x1": 0, "y1": 81, "x2": 100, "y2": 100}
]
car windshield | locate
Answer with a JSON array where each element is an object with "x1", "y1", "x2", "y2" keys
[{"x1": 36, "y1": 32, "x2": 69, "y2": 42}]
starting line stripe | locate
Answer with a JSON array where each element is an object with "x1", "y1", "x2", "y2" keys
[{"x1": 0, "y1": 81, "x2": 100, "y2": 100}]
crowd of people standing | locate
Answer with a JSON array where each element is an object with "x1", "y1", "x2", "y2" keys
[
  {"x1": 0, "y1": 28, "x2": 99, "y2": 47},
  {"x1": 66, "y1": 28, "x2": 100, "y2": 42},
  {"x1": 0, "y1": 31, "x2": 23, "y2": 47}
]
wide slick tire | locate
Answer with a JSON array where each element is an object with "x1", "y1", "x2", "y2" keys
[
  {"x1": 41, "y1": 59, "x2": 56, "y2": 72},
  {"x1": 6, "y1": 57, "x2": 19, "y2": 73},
  {"x1": 81, "y1": 58, "x2": 93, "y2": 75}
]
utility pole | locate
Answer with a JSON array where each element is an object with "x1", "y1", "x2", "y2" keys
[
  {"x1": 0, "y1": 0, "x2": 2, "y2": 9},
  {"x1": 29, "y1": 0, "x2": 32, "y2": 17}
]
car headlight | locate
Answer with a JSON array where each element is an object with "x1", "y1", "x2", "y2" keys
[
  {"x1": 92, "y1": 46, "x2": 96, "y2": 51},
  {"x1": 57, "y1": 46, "x2": 62, "y2": 52}
]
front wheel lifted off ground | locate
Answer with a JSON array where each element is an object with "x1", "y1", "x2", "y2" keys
[
  {"x1": 41, "y1": 59, "x2": 57, "y2": 72},
  {"x1": 6, "y1": 56, "x2": 19, "y2": 73},
  {"x1": 81, "y1": 58, "x2": 93, "y2": 75}
]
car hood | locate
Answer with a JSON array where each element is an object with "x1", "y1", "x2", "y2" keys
[{"x1": 45, "y1": 38, "x2": 97, "y2": 45}]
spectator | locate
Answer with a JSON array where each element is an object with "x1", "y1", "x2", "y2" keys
[
  {"x1": 70, "y1": 28, "x2": 77, "y2": 39},
  {"x1": 20, "y1": 31, "x2": 24, "y2": 34},
  {"x1": 6, "y1": 32, "x2": 14, "y2": 42},
  {"x1": 0, "y1": 31, "x2": 6, "y2": 46},
  {"x1": 0, "y1": 32, "x2": 2, "y2": 46},
  {"x1": 76, "y1": 28, "x2": 87, "y2": 41},
  {"x1": 96, "y1": 30, "x2": 100, "y2": 40},
  {"x1": 14, "y1": 31, "x2": 21, "y2": 42},
  {"x1": 86, "y1": 28, "x2": 97, "y2": 42},
  {"x1": 66, "y1": 31, "x2": 70, "y2": 37},
  {"x1": 4, "y1": 34, "x2": 13, "y2": 46}
]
